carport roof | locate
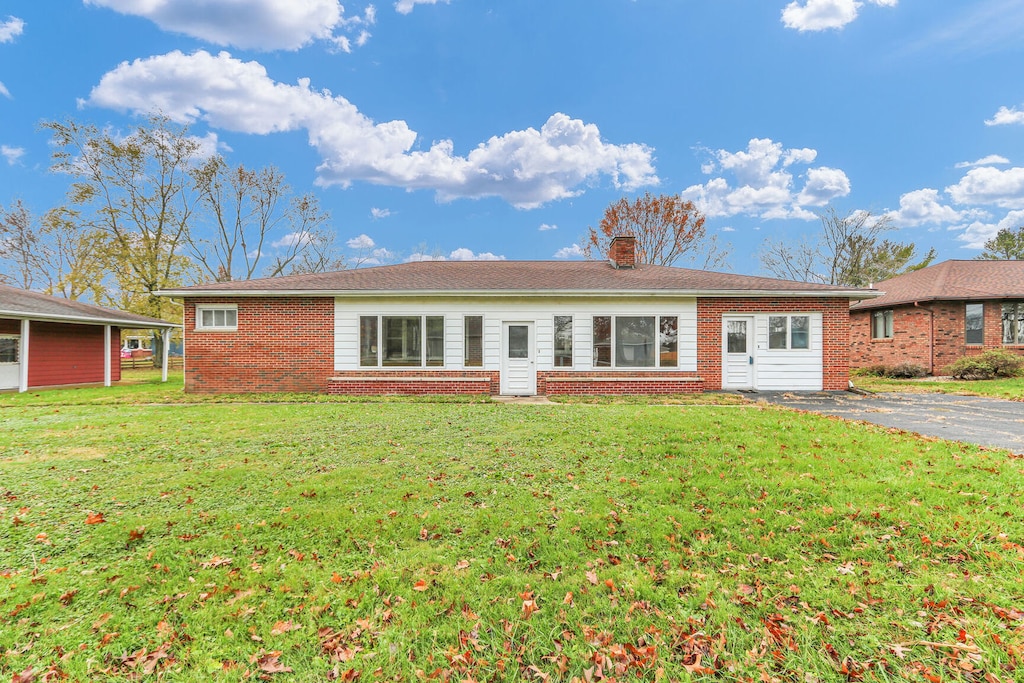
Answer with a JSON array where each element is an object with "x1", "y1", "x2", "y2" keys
[
  {"x1": 0, "y1": 283, "x2": 178, "y2": 328},
  {"x1": 850, "y1": 259, "x2": 1024, "y2": 310}
]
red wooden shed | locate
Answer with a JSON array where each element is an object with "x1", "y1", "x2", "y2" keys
[{"x1": 0, "y1": 284, "x2": 178, "y2": 392}]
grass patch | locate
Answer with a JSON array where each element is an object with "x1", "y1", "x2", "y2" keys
[
  {"x1": 1, "y1": 393, "x2": 1022, "y2": 681},
  {"x1": 853, "y1": 374, "x2": 1024, "y2": 401},
  {"x1": 549, "y1": 393, "x2": 751, "y2": 406}
]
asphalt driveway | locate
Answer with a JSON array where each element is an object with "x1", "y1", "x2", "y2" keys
[{"x1": 757, "y1": 391, "x2": 1024, "y2": 455}]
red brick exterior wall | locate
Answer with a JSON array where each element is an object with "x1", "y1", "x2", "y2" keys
[
  {"x1": 25, "y1": 321, "x2": 121, "y2": 388},
  {"x1": 851, "y1": 301, "x2": 1024, "y2": 374},
  {"x1": 183, "y1": 297, "x2": 334, "y2": 393},
  {"x1": 697, "y1": 297, "x2": 851, "y2": 391}
]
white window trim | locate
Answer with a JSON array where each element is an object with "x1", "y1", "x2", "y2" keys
[
  {"x1": 553, "y1": 315, "x2": 574, "y2": 369},
  {"x1": 592, "y1": 314, "x2": 679, "y2": 370},
  {"x1": 359, "y1": 314, "x2": 446, "y2": 369},
  {"x1": 195, "y1": 304, "x2": 238, "y2": 331},
  {"x1": 768, "y1": 314, "x2": 811, "y2": 351},
  {"x1": 0, "y1": 334, "x2": 19, "y2": 364}
]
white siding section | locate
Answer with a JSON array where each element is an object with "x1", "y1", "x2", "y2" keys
[
  {"x1": 334, "y1": 298, "x2": 698, "y2": 372},
  {"x1": 752, "y1": 313, "x2": 823, "y2": 391}
]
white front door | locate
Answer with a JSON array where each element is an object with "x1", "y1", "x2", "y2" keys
[
  {"x1": 722, "y1": 316, "x2": 755, "y2": 390},
  {"x1": 0, "y1": 335, "x2": 20, "y2": 391},
  {"x1": 500, "y1": 322, "x2": 536, "y2": 395}
]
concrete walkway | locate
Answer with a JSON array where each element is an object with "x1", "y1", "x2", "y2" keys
[{"x1": 756, "y1": 391, "x2": 1024, "y2": 455}]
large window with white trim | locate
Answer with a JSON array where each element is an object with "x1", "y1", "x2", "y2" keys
[
  {"x1": 360, "y1": 315, "x2": 445, "y2": 367},
  {"x1": 196, "y1": 305, "x2": 238, "y2": 331},
  {"x1": 593, "y1": 315, "x2": 679, "y2": 368}
]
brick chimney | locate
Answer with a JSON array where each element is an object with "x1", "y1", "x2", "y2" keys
[{"x1": 608, "y1": 235, "x2": 636, "y2": 269}]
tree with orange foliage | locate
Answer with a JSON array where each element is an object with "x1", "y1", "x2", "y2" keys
[{"x1": 582, "y1": 192, "x2": 730, "y2": 269}]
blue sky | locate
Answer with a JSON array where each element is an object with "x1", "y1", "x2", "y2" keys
[{"x1": 1, "y1": 0, "x2": 1024, "y2": 275}]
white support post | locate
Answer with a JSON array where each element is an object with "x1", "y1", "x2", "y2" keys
[
  {"x1": 103, "y1": 325, "x2": 112, "y2": 387},
  {"x1": 19, "y1": 319, "x2": 29, "y2": 393},
  {"x1": 161, "y1": 328, "x2": 170, "y2": 383}
]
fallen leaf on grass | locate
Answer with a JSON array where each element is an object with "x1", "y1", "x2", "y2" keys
[
  {"x1": 251, "y1": 650, "x2": 292, "y2": 675},
  {"x1": 270, "y1": 620, "x2": 302, "y2": 636},
  {"x1": 84, "y1": 512, "x2": 105, "y2": 525},
  {"x1": 412, "y1": 579, "x2": 428, "y2": 591}
]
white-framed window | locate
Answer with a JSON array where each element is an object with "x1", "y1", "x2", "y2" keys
[
  {"x1": 965, "y1": 303, "x2": 984, "y2": 345},
  {"x1": 871, "y1": 310, "x2": 893, "y2": 340},
  {"x1": 464, "y1": 316, "x2": 484, "y2": 367},
  {"x1": 554, "y1": 315, "x2": 573, "y2": 368},
  {"x1": 592, "y1": 315, "x2": 679, "y2": 368},
  {"x1": 768, "y1": 315, "x2": 810, "y2": 350},
  {"x1": 196, "y1": 305, "x2": 238, "y2": 331},
  {"x1": 0, "y1": 335, "x2": 19, "y2": 364},
  {"x1": 1002, "y1": 302, "x2": 1024, "y2": 345},
  {"x1": 359, "y1": 315, "x2": 444, "y2": 367}
]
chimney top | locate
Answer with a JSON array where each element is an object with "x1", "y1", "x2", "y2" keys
[{"x1": 609, "y1": 235, "x2": 636, "y2": 269}]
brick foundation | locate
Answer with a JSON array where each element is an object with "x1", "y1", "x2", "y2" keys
[
  {"x1": 539, "y1": 371, "x2": 703, "y2": 395},
  {"x1": 328, "y1": 371, "x2": 499, "y2": 395}
]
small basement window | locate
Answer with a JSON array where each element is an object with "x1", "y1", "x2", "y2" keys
[{"x1": 196, "y1": 305, "x2": 238, "y2": 331}]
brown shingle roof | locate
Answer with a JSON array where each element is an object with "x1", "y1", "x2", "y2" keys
[
  {"x1": 850, "y1": 260, "x2": 1024, "y2": 310},
  {"x1": 157, "y1": 261, "x2": 877, "y2": 298},
  {"x1": 0, "y1": 283, "x2": 178, "y2": 327}
]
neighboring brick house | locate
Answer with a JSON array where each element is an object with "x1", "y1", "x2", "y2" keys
[
  {"x1": 157, "y1": 237, "x2": 877, "y2": 395},
  {"x1": 849, "y1": 260, "x2": 1024, "y2": 374},
  {"x1": 0, "y1": 284, "x2": 178, "y2": 392}
]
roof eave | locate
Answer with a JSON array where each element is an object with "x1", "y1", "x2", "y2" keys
[
  {"x1": 158, "y1": 288, "x2": 880, "y2": 299},
  {"x1": 0, "y1": 309, "x2": 180, "y2": 328}
]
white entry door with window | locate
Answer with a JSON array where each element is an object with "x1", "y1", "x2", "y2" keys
[
  {"x1": 500, "y1": 322, "x2": 536, "y2": 395},
  {"x1": 722, "y1": 316, "x2": 754, "y2": 390}
]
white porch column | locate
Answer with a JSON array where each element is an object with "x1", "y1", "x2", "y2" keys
[
  {"x1": 103, "y1": 325, "x2": 112, "y2": 387},
  {"x1": 161, "y1": 328, "x2": 170, "y2": 383},
  {"x1": 19, "y1": 319, "x2": 29, "y2": 393}
]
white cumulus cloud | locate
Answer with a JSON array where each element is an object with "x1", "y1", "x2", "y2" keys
[
  {"x1": 955, "y1": 210, "x2": 1024, "y2": 249},
  {"x1": 955, "y1": 154, "x2": 1010, "y2": 169},
  {"x1": 346, "y1": 233, "x2": 376, "y2": 249},
  {"x1": 985, "y1": 105, "x2": 1024, "y2": 126},
  {"x1": 781, "y1": 0, "x2": 897, "y2": 32},
  {"x1": 883, "y1": 188, "x2": 967, "y2": 227},
  {"x1": 84, "y1": 50, "x2": 657, "y2": 209},
  {"x1": 395, "y1": 0, "x2": 449, "y2": 15},
  {"x1": 681, "y1": 138, "x2": 850, "y2": 220},
  {"x1": 272, "y1": 231, "x2": 314, "y2": 248},
  {"x1": 84, "y1": 0, "x2": 374, "y2": 52},
  {"x1": 370, "y1": 207, "x2": 391, "y2": 219},
  {"x1": 946, "y1": 166, "x2": 1024, "y2": 209},
  {"x1": 0, "y1": 16, "x2": 24, "y2": 43},
  {"x1": 448, "y1": 248, "x2": 505, "y2": 261},
  {"x1": 1, "y1": 145, "x2": 25, "y2": 165},
  {"x1": 553, "y1": 244, "x2": 584, "y2": 259},
  {"x1": 538, "y1": 223, "x2": 557, "y2": 231}
]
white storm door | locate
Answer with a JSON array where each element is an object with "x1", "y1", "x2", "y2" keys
[
  {"x1": 722, "y1": 316, "x2": 754, "y2": 390},
  {"x1": 0, "y1": 335, "x2": 20, "y2": 391},
  {"x1": 500, "y1": 322, "x2": 536, "y2": 395}
]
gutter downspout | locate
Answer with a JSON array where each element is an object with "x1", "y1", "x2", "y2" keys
[{"x1": 913, "y1": 301, "x2": 935, "y2": 375}]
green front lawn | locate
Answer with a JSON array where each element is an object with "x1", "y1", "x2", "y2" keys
[
  {"x1": 1, "y1": 386, "x2": 1021, "y2": 681},
  {"x1": 852, "y1": 374, "x2": 1024, "y2": 401}
]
